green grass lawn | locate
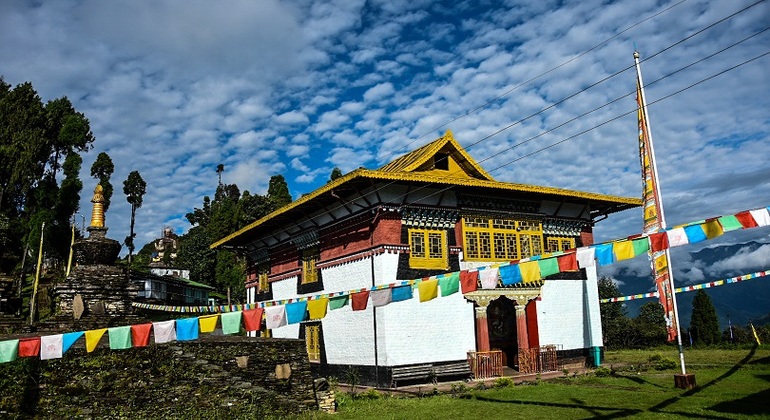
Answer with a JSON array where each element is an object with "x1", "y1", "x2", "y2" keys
[{"x1": 302, "y1": 346, "x2": 770, "y2": 419}]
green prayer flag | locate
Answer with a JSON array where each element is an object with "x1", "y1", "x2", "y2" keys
[
  {"x1": 329, "y1": 295, "x2": 349, "y2": 310},
  {"x1": 0, "y1": 339, "x2": 19, "y2": 363},
  {"x1": 631, "y1": 237, "x2": 650, "y2": 256},
  {"x1": 538, "y1": 258, "x2": 560, "y2": 278},
  {"x1": 438, "y1": 272, "x2": 460, "y2": 296},
  {"x1": 221, "y1": 311, "x2": 243, "y2": 335},
  {"x1": 108, "y1": 326, "x2": 132, "y2": 350},
  {"x1": 718, "y1": 215, "x2": 743, "y2": 232}
]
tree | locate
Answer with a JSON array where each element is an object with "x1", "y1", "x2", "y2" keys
[
  {"x1": 690, "y1": 290, "x2": 721, "y2": 346},
  {"x1": 123, "y1": 171, "x2": 147, "y2": 270},
  {"x1": 216, "y1": 164, "x2": 224, "y2": 185},
  {"x1": 597, "y1": 277, "x2": 634, "y2": 349},
  {"x1": 90, "y1": 152, "x2": 114, "y2": 213},
  {"x1": 329, "y1": 167, "x2": 343, "y2": 182},
  {"x1": 634, "y1": 301, "x2": 667, "y2": 347},
  {"x1": 267, "y1": 175, "x2": 292, "y2": 209}
]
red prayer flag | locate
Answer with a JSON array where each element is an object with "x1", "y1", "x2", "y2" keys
[
  {"x1": 735, "y1": 211, "x2": 759, "y2": 228},
  {"x1": 648, "y1": 232, "x2": 669, "y2": 252},
  {"x1": 19, "y1": 337, "x2": 41, "y2": 357},
  {"x1": 242, "y1": 308, "x2": 264, "y2": 331},
  {"x1": 351, "y1": 291, "x2": 370, "y2": 311},
  {"x1": 460, "y1": 270, "x2": 478, "y2": 294},
  {"x1": 557, "y1": 253, "x2": 578, "y2": 272},
  {"x1": 131, "y1": 323, "x2": 152, "y2": 347}
]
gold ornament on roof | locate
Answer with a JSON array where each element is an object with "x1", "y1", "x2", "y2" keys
[{"x1": 89, "y1": 184, "x2": 105, "y2": 228}]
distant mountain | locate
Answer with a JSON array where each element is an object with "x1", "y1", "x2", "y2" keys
[{"x1": 607, "y1": 241, "x2": 770, "y2": 330}]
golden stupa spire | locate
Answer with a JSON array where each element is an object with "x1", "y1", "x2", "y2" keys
[{"x1": 89, "y1": 184, "x2": 105, "y2": 228}]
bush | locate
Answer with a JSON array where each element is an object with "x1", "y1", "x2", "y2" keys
[
  {"x1": 492, "y1": 377, "x2": 514, "y2": 388},
  {"x1": 594, "y1": 367, "x2": 611, "y2": 377}
]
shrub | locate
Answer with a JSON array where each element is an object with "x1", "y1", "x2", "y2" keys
[
  {"x1": 594, "y1": 367, "x2": 611, "y2": 377},
  {"x1": 493, "y1": 377, "x2": 514, "y2": 388}
]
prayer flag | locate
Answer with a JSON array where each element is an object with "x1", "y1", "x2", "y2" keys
[
  {"x1": 307, "y1": 298, "x2": 329, "y2": 320},
  {"x1": 631, "y1": 237, "x2": 650, "y2": 256},
  {"x1": 242, "y1": 308, "x2": 264, "y2": 331},
  {"x1": 702, "y1": 219, "x2": 724, "y2": 239},
  {"x1": 648, "y1": 232, "x2": 668, "y2": 252},
  {"x1": 557, "y1": 253, "x2": 578, "y2": 272},
  {"x1": 749, "y1": 208, "x2": 770, "y2": 227},
  {"x1": 460, "y1": 270, "x2": 478, "y2": 293},
  {"x1": 351, "y1": 291, "x2": 369, "y2": 311},
  {"x1": 438, "y1": 273, "x2": 460, "y2": 296},
  {"x1": 751, "y1": 323, "x2": 762, "y2": 345},
  {"x1": 479, "y1": 267, "x2": 499, "y2": 289},
  {"x1": 198, "y1": 314, "x2": 219, "y2": 333},
  {"x1": 594, "y1": 244, "x2": 614, "y2": 266},
  {"x1": 85, "y1": 328, "x2": 107, "y2": 353},
  {"x1": 221, "y1": 311, "x2": 243, "y2": 334},
  {"x1": 537, "y1": 258, "x2": 559, "y2": 278},
  {"x1": 18, "y1": 337, "x2": 40, "y2": 357},
  {"x1": 329, "y1": 295, "x2": 349, "y2": 310},
  {"x1": 286, "y1": 301, "x2": 308, "y2": 324},
  {"x1": 40, "y1": 334, "x2": 63, "y2": 360},
  {"x1": 108, "y1": 326, "x2": 132, "y2": 350},
  {"x1": 152, "y1": 320, "x2": 176, "y2": 344},
  {"x1": 265, "y1": 305, "x2": 288, "y2": 329},
  {"x1": 0, "y1": 340, "x2": 19, "y2": 363},
  {"x1": 176, "y1": 318, "x2": 199, "y2": 341},
  {"x1": 131, "y1": 324, "x2": 152, "y2": 347},
  {"x1": 519, "y1": 261, "x2": 541, "y2": 283},
  {"x1": 666, "y1": 227, "x2": 689, "y2": 247},
  {"x1": 391, "y1": 285, "x2": 413, "y2": 302},
  {"x1": 499, "y1": 264, "x2": 522, "y2": 286},
  {"x1": 62, "y1": 331, "x2": 83, "y2": 354},
  {"x1": 418, "y1": 279, "x2": 438, "y2": 302},
  {"x1": 613, "y1": 241, "x2": 635, "y2": 261},
  {"x1": 735, "y1": 211, "x2": 759, "y2": 228},
  {"x1": 576, "y1": 247, "x2": 595, "y2": 268},
  {"x1": 371, "y1": 288, "x2": 392, "y2": 307},
  {"x1": 683, "y1": 225, "x2": 707, "y2": 243},
  {"x1": 718, "y1": 215, "x2": 743, "y2": 232}
]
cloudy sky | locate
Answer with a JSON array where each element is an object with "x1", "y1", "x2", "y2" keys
[{"x1": 2, "y1": 0, "x2": 768, "y2": 272}]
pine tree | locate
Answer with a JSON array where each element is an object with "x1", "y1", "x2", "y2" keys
[
  {"x1": 690, "y1": 289, "x2": 721, "y2": 346},
  {"x1": 597, "y1": 277, "x2": 634, "y2": 349}
]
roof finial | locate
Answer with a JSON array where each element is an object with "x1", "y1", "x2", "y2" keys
[{"x1": 89, "y1": 184, "x2": 105, "y2": 228}]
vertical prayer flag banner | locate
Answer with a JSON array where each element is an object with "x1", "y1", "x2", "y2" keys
[
  {"x1": 265, "y1": 305, "x2": 288, "y2": 329},
  {"x1": 198, "y1": 314, "x2": 219, "y2": 333},
  {"x1": 479, "y1": 267, "x2": 499, "y2": 289},
  {"x1": 499, "y1": 264, "x2": 522, "y2": 286},
  {"x1": 176, "y1": 318, "x2": 199, "y2": 341},
  {"x1": 351, "y1": 291, "x2": 369, "y2": 311},
  {"x1": 85, "y1": 328, "x2": 107, "y2": 352},
  {"x1": 131, "y1": 324, "x2": 152, "y2": 347},
  {"x1": 108, "y1": 326, "x2": 133, "y2": 350},
  {"x1": 438, "y1": 272, "x2": 460, "y2": 296},
  {"x1": 40, "y1": 334, "x2": 63, "y2": 360},
  {"x1": 328, "y1": 295, "x2": 349, "y2": 310},
  {"x1": 286, "y1": 301, "x2": 308, "y2": 324},
  {"x1": 221, "y1": 311, "x2": 243, "y2": 334},
  {"x1": 391, "y1": 285, "x2": 413, "y2": 302},
  {"x1": 418, "y1": 279, "x2": 438, "y2": 302},
  {"x1": 242, "y1": 308, "x2": 264, "y2": 332},
  {"x1": 62, "y1": 331, "x2": 83, "y2": 354},
  {"x1": 0, "y1": 340, "x2": 19, "y2": 363},
  {"x1": 307, "y1": 298, "x2": 329, "y2": 320},
  {"x1": 371, "y1": 288, "x2": 392, "y2": 307},
  {"x1": 19, "y1": 337, "x2": 41, "y2": 357},
  {"x1": 152, "y1": 320, "x2": 177, "y2": 344},
  {"x1": 460, "y1": 270, "x2": 479, "y2": 293}
]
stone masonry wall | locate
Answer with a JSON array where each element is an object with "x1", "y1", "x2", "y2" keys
[{"x1": 0, "y1": 336, "x2": 317, "y2": 418}]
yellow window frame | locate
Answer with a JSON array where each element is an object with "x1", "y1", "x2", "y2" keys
[
  {"x1": 306, "y1": 324, "x2": 321, "y2": 362},
  {"x1": 462, "y1": 217, "x2": 544, "y2": 261},
  {"x1": 408, "y1": 228, "x2": 448, "y2": 270},
  {"x1": 546, "y1": 236, "x2": 576, "y2": 253},
  {"x1": 301, "y1": 247, "x2": 319, "y2": 284}
]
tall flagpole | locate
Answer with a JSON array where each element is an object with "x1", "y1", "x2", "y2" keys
[{"x1": 633, "y1": 51, "x2": 688, "y2": 377}]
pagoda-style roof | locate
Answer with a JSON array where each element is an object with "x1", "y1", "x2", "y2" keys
[{"x1": 211, "y1": 131, "x2": 642, "y2": 249}]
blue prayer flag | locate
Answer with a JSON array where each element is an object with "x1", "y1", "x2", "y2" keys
[
  {"x1": 499, "y1": 264, "x2": 523, "y2": 285},
  {"x1": 176, "y1": 318, "x2": 199, "y2": 341},
  {"x1": 595, "y1": 243, "x2": 615, "y2": 266},
  {"x1": 391, "y1": 285, "x2": 413, "y2": 302},
  {"x1": 286, "y1": 301, "x2": 308, "y2": 324}
]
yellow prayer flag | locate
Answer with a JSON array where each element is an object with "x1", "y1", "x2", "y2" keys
[
  {"x1": 307, "y1": 298, "x2": 329, "y2": 320},
  {"x1": 519, "y1": 261, "x2": 541, "y2": 283},
  {"x1": 702, "y1": 220, "x2": 724, "y2": 239},
  {"x1": 198, "y1": 314, "x2": 219, "y2": 333},
  {"x1": 85, "y1": 328, "x2": 107, "y2": 353},
  {"x1": 418, "y1": 279, "x2": 439, "y2": 302},
  {"x1": 751, "y1": 323, "x2": 762, "y2": 345},
  {"x1": 613, "y1": 241, "x2": 635, "y2": 261}
]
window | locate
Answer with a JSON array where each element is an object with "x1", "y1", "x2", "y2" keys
[
  {"x1": 305, "y1": 324, "x2": 321, "y2": 362},
  {"x1": 545, "y1": 236, "x2": 576, "y2": 253},
  {"x1": 257, "y1": 263, "x2": 270, "y2": 293},
  {"x1": 434, "y1": 152, "x2": 449, "y2": 170},
  {"x1": 408, "y1": 228, "x2": 448, "y2": 269},
  {"x1": 462, "y1": 217, "x2": 543, "y2": 261},
  {"x1": 301, "y1": 247, "x2": 319, "y2": 284}
]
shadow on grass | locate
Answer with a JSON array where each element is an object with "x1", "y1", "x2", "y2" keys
[
  {"x1": 708, "y1": 374, "x2": 770, "y2": 415},
  {"x1": 473, "y1": 394, "x2": 642, "y2": 418},
  {"x1": 610, "y1": 372, "x2": 667, "y2": 389}
]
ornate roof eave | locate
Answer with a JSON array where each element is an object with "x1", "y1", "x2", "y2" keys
[{"x1": 210, "y1": 167, "x2": 641, "y2": 250}]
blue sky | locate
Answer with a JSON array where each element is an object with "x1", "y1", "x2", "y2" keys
[{"x1": 1, "y1": 0, "x2": 768, "y2": 278}]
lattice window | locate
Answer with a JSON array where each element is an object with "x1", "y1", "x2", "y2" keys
[
  {"x1": 463, "y1": 217, "x2": 544, "y2": 261},
  {"x1": 305, "y1": 324, "x2": 321, "y2": 362},
  {"x1": 408, "y1": 228, "x2": 448, "y2": 269},
  {"x1": 545, "y1": 236, "x2": 576, "y2": 253},
  {"x1": 301, "y1": 247, "x2": 319, "y2": 284}
]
